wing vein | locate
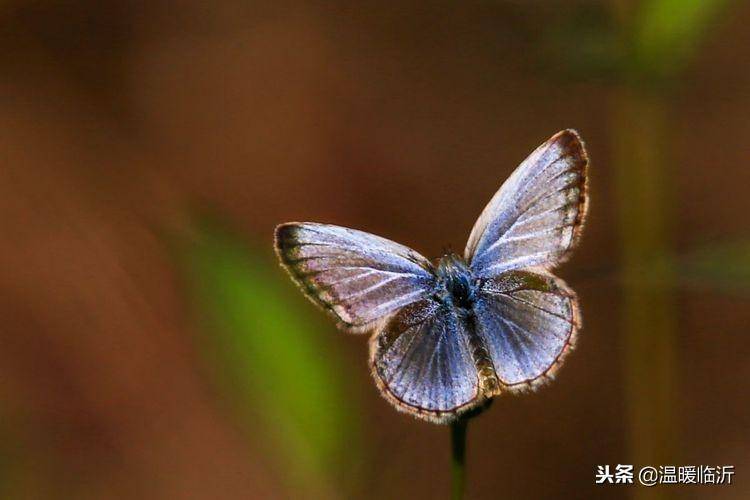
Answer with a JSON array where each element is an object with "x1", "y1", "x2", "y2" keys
[
  {"x1": 476, "y1": 181, "x2": 580, "y2": 259},
  {"x1": 496, "y1": 294, "x2": 573, "y2": 323}
]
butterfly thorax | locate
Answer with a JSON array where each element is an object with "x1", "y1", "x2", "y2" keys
[{"x1": 436, "y1": 253, "x2": 476, "y2": 310}]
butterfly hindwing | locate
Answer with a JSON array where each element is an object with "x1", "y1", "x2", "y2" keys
[
  {"x1": 275, "y1": 222, "x2": 436, "y2": 331},
  {"x1": 472, "y1": 269, "x2": 579, "y2": 390},
  {"x1": 465, "y1": 129, "x2": 588, "y2": 278},
  {"x1": 370, "y1": 299, "x2": 481, "y2": 421}
]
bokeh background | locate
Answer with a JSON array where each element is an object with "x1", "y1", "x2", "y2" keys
[{"x1": 1, "y1": 1, "x2": 749, "y2": 499}]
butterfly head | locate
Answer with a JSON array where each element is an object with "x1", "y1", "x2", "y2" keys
[{"x1": 436, "y1": 253, "x2": 476, "y2": 310}]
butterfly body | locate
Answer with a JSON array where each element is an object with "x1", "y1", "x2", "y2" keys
[
  {"x1": 435, "y1": 253, "x2": 500, "y2": 393},
  {"x1": 275, "y1": 130, "x2": 588, "y2": 423}
]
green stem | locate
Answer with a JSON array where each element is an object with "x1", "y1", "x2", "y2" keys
[
  {"x1": 613, "y1": 86, "x2": 678, "y2": 500},
  {"x1": 450, "y1": 419, "x2": 468, "y2": 500}
]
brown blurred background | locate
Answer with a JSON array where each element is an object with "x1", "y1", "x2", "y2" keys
[{"x1": 1, "y1": 1, "x2": 749, "y2": 499}]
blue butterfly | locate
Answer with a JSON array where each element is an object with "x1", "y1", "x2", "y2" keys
[{"x1": 275, "y1": 130, "x2": 588, "y2": 423}]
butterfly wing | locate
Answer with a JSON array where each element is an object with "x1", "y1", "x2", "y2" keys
[
  {"x1": 370, "y1": 299, "x2": 481, "y2": 422},
  {"x1": 464, "y1": 129, "x2": 588, "y2": 278},
  {"x1": 464, "y1": 131, "x2": 587, "y2": 390},
  {"x1": 275, "y1": 222, "x2": 436, "y2": 331},
  {"x1": 472, "y1": 270, "x2": 579, "y2": 390}
]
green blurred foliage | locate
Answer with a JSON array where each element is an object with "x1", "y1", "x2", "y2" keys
[
  {"x1": 632, "y1": 0, "x2": 731, "y2": 78},
  {"x1": 183, "y1": 222, "x2": 362, "y2": 495},
  {"x1": 678, "y1": 239, "x2": 750, "y2": 294},
  {"x1": 621, "y1": 238, "x2": 750, "y2": 296},
  {"x1": 536, "y1": 0, "x2": 731, "y2": 83}
]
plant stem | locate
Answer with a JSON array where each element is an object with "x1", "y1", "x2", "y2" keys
[
  {"x1": 450, "y1": 419, "x2": 468, "y2": 500},
  {"x1": 613, "y1": 86, "x2": 678, "y2": 500}
]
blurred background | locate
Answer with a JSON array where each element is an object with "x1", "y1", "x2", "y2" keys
[{"x1": 1, "y1": 1, "x2": 748, "y2": 498}]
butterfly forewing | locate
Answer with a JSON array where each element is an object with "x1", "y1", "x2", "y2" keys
[
  {"x1": 472, "y1": 270, "x2": 579, "y2": 388},
  {"x1": 275, "y1": 222, "x2": 436, "y2": 330},
  {"x1": 370, "y1": 299, "x2": 481, "y2": 421},
  {"x1": 465, "y1": 130, "x2": 588, "y2": 277}
]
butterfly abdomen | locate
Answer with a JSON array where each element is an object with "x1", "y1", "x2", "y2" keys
[{"x1": 463, "y1": 313, "x2": 500, "y2": 395}]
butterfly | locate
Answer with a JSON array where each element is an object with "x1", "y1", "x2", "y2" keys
[{"x1": 274, "y1": 130, "x2": 588, "y2": 424}]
